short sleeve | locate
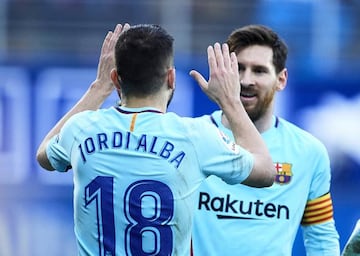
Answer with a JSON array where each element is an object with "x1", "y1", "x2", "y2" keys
[
  {"x1": 45, "y1": 113, "x2": 82, "y2": 172},
  {"x1": 188, "y1": 119, "x2": 254, "y2": 185},
  {"x1": 46, "y1": 135, "x2": 71, "y2": 172},
  {"x1": 308, "y1": 142, "x2": 332, "y2": 200}
]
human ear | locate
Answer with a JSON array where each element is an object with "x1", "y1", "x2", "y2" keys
[
  {"x1": 167, "y1": 67, "x2": 176, "y2": 90},
  {"x1": 111, "y1": 69, "x2": 121, "y2": 90},
  {"x1": 111, "y1": 69, "x2": 123, "y2": 101},
  {"x1": 276, "y1": 68, "x2": 288, "y2": 91}
]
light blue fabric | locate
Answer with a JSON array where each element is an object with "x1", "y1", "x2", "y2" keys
[
  {"x1": 46, "y1": 106, "x2": 253, "y2": 256},
  {"x1": 192, "y1": 110, "x2": 340, "y2": 256}
]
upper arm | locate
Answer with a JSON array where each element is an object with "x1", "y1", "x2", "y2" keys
[
  {"x1": 36, "y1": 140, "x2": 56, "y2": 171},
  {"x1": 308, "y1": 142, "x2": 332, "y2": 200},
  {"x1": 37, "y1": 115, "x2": 79, "y2": 172},
  {"x1": 301, "y1": 142, "x2": 340, "y2": 255},
  {"x1": 241, "y1": 154, "x2": 275, "y2": 188},
  {"x1": 190, "y1": 120, "x2": 254, "y2": 185}
]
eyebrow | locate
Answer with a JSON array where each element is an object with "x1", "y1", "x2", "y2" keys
[{"x1": 238, "y1": 63, "x2": 270, "y2": 71}]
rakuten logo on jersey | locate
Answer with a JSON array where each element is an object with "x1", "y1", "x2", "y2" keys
[{"x1": 198, "y1": 192, "x2": 289, "y2": 220}]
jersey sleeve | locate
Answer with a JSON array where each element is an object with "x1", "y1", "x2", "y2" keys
[
  {"x1": 301, "y1": 140, "x2": 340, "y2": 255},
  {"x1": 46, "y1": 114, "x2": 81, "y2": 172},
  {"x1": 308, "y1": 141, "x2": 332, "y2": 200},
  {"x1": 302, "y1": 141, "x2": 335, "y2": 226},
  {"x1": 301, "y1": 221, "x2": 340, "y2": 255},
  {"x1": 187, "y1": 118, "x2": 254, "y2": 185},
  {"x1": 46, "y1": 135, "x2": 72, "y2": 172}
]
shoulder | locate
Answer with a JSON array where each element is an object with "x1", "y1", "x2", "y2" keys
[
  {"x1": 278, "y1": 117, "x2": 328, "y2": 155},
  {"x1": 183, "y1": 115, "x2": 217, "y2": 131},
  {"x1": 194, "y1": 110, "x2": 221, "y2": 125},
  {"x1": 165, "y1": 112, "x2": 220, "y2": 138},
  {"x1": 64, "y1": 108, "x2": 112, "y2": 131},
  {"x1": 197, "y1": 110, "x2": 221, "y2": 119}
]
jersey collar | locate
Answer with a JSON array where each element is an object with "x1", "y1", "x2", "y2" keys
[{"x1": 115, "y1": 106, "x2": 163, "y2": 114}]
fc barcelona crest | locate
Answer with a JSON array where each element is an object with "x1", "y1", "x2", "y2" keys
[{"x1": 274, "y1": 162, "x2": 293, "y2": 184}]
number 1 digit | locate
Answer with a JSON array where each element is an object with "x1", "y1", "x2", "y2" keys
[{"x1": 85, "y1": 176, "x2": 116, "y2": 256}]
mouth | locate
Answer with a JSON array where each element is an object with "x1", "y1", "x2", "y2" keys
[{"x1": 240, "y1": 91, "x2": 257, "y2": 99}]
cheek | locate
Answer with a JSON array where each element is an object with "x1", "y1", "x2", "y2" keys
[
  {"x1": 258, "y1": 82, "x2": 277, "y2": 101},
  {"x1": 258, "y1": 79, "x2": 276, "y2": 93},
  {"x1": 259, "y1": 87, "x2": 276, "y2": 111}
]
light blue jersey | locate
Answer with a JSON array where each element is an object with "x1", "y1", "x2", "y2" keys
[
  {"x1": 192, "y1": 110, "x2": 340, "y2": 256},
  {"x1": 46, "y1": 106, "x2": 254, "y2": 256}
]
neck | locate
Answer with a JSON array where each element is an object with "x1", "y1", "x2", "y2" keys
[
  {"x1": 120, "y1": 95, "x2": 167, "y2": 113},
  {"x1": 221, "y1": 110, "x2": 274, "y2": 133}
]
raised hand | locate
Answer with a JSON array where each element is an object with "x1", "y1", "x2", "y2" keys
[
  {"x1": 190, "y1": 42, "x2": 240, "y2": 108},
  {"x1": 36, "y1": 23, "x2": 132, "y2": 172},
  {"x1": 95, "y1": 23, "x2": 130, "y2": 94}
]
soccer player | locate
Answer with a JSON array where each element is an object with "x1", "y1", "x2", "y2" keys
[
  {"x1": 36, "y1": 23, "x2": 275, "y2": 255},
  {"x1": 191, "y1": 25, "x2": 340, "y2": 255}
]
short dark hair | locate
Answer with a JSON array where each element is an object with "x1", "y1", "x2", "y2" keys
[
  {"x1": 226, "y1": 25, "x2": 288, "y2": 74},
  {"x1": 115, "y1": 24, "x2": 174, "y2": 97}
]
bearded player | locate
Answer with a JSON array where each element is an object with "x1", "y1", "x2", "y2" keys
[{"x1": 191, "y1": 25, "x2": 340, "y2": 256}]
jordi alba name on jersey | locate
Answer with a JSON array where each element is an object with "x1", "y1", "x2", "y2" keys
[
  {"x1": 192, "y1": 110, "x2": 333, "y2": 256},
  {"x1": 46, "y1": 106, "x2": 254, "y2": 256}
]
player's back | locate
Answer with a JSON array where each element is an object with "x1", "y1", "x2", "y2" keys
[{"x1": 64, "y1": 106, "x2": 217, "y2": 255}]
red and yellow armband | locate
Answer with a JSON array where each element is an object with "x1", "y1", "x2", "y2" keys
[{"x1": 301, "y1": 192, "x2": 334, "y2": 226}]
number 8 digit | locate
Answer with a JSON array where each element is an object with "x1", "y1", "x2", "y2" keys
[{"x1": 124, "y1": 180, "x2": 174, "y2": 255}]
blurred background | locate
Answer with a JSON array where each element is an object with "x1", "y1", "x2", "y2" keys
[{"x1": 0, "y1": 0, "x2": 359, "y2": 255}]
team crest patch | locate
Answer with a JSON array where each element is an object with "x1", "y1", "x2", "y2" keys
[{"x1": 274, "y1": 162, "x2": 292, "y2": 184}]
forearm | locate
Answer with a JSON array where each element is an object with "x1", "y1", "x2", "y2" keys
[
  {"x1": 36, "y1": 80, "x2": 112, "y2": 170},
  {"x1": 36, "y1": 23, "x2": 127, "y2": 171},
  {"x1": 221, "y1": 99, "x2": 265, "y2": 154},
  {"x1": 221, "y1": 100, "x2": 275, "y2": 187}
]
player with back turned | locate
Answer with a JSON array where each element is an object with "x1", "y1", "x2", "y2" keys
[
  {"x1": 191, "y1": 25, "x2": 340, "y2": 256},
  {"x1": 36, "y1": 23, "x2": 275, "y2": 255}
]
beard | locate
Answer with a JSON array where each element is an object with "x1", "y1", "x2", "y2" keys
[{"x1": 243, "y1": 86, "x2": 276, "y2": 122}]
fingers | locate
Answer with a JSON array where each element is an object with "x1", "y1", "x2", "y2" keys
[
  {"x1": 192, "y1": 43, "x2": 237, "y2": 105},
  {"x1": 113, "y1": 24, "x2": 122, "y2": 39},
  {"x1": 189, "y1": 70, "x2": 208, "y2": 91},
  {"x1": 109, "y1": 24, "x2": 123, "y2": 48},
  {"x1": 213, "y1": 43, "x2": 224, "y2": 71},
  {"x1": 114, "y1": 23, "x2": 130, "y2": 37},
  {"x1": 222, "y1": 43, "x2": 231, "y2": 69},
  {"x1": 101, "y1": 23, "x2": 131, "y2": 54},
  {"x1": 230, "y1": 52, "x2": 238, "y2": 73},
  {"x1": 208, "y1": 43, "x2": 233, "y2": 71},
  {"x1": 123, "y1": 23, "x2": 131, "y2": 32},
  {"x1": 207, "y1": 45, "x2": 216, "y2": 77}
]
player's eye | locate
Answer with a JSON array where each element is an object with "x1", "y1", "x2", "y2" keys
[
  {"x1": 238, "y1": 63, "x2": 245, "y2": 72},
  {"x1": 253, "y1": 67, "x2": 267, "y2": 74}
]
